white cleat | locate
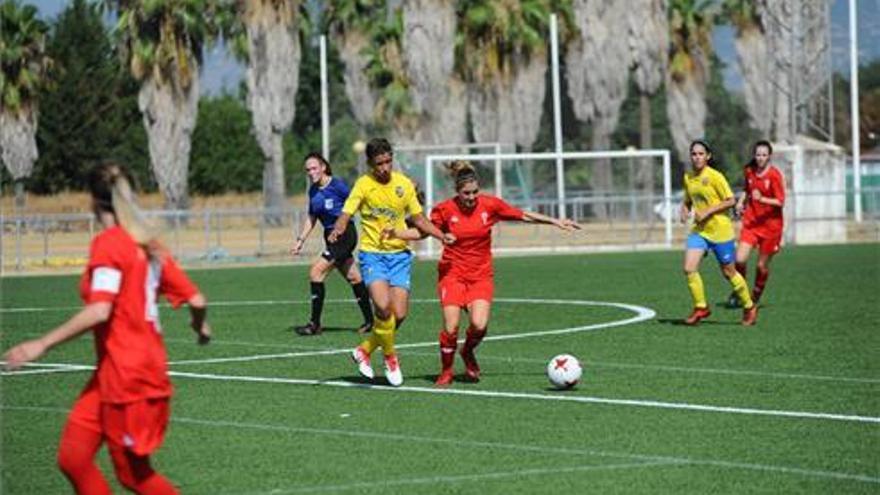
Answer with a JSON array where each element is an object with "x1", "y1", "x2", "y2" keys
[
  {"x1": 384, "y1": 354, "x2": 403, "y2": 387},
  {"x1": 351, "y1": 347, "x2": 374, "y2": 380}
]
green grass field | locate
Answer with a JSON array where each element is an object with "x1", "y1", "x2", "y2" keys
[{"x1": 2, "y1": 244, "x2": 879, "y2": 494}]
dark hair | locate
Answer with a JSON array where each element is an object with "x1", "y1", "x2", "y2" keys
[
  {"x1": 445, "y1": 160, "x2": 478, "y2": 190},
  {"x1": 87, "y1": 161, "x2": 156, "y2": 246},
  {"x1": 304, "y1": 151, "x2": 332, "y2": 176},
  {"x1": 746, "y1": 140, "x2": 773, "y2": 169},
  {"x1": 365, "y1": 138, "x2": 393, "y2": 163},
  {"x1": 88, "y1": 161, "x2": 132, "y2": 214},
  {"x1": 689, "y1": 139, "x2": 717, "y2": 167}
]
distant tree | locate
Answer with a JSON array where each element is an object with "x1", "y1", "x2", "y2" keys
[
  {"x1": 0, "y1": 0, "x2": 51, "y2": 208},
  {"x1": 30, "y1": 0, "x2": 149, "y2": 194},
  {"x1": 721, "y1": 0, "x2": 770, "y2": 137}
]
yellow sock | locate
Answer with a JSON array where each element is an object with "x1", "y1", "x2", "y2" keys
[
  {"x1": 372, "y1": 314, "x2": 397, "y2": 356},
  {"x1": 729, "y1": 272, "x2": 754, "y2": 309},
  {"x1": 686, "y1": 272, "x2": 707, "y2": 309},
  {"x1": 360, "y1": 332, "x2": 381, "y2": 355}
]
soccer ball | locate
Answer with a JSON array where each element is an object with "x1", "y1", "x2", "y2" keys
[{"x1": 547, "y1": 354, "x2": 583, "y2": 389}]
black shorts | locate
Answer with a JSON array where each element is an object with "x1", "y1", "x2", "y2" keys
[{"x1": 322, "y1": 223, "x2": 357, "y2": 264}]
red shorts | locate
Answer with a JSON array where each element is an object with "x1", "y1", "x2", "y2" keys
[
  {"x1": 438, "y1": 274, "x2": 494, "y2": 307},
  {"x1": 67, "y1": 379, "x2": 171, "y2": 456},
  {"x1": 739, "y1": 228, "x2": 782, "y2": 255}
]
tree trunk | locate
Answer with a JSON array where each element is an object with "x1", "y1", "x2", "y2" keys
[
  {"x1": 14, "y1": 180, "x2": 25, "y2": 211},
  {"x1": 138, "y1": 74, "x2": 199, "y2": 211},
  {"x1": 735, "y1": 26, "x2": 771, "y2": 136},
  {"x1": 666, "y1": 72, "x2": 707, "y2": 167},
  {"x1": 637, "y1": 92, "x2": 655, "y2": 219},
  {"x1": 0, "y1": 110, "x2": 39, "y2": 185},
  {"x1": 244, "y1": 0, "x2": 301, "y2": 220},
  {"x1": 337, "y1": 31, "x2": 378, "y2": 128},
  {"x1": 590, "y1": 122, "x2": 613, "y2": 220}
]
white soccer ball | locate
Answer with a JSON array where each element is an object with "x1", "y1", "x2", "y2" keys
[{"x1": 547, "y1": 354, "x2": 583, "y2": 389}]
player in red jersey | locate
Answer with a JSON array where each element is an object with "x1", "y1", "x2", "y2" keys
[
  {"x1": 388, "y1": 161, "x2": 580, "y2": 386},
  {"x1": 728, "y1": 140, "x2": 785, "y2": 307},
  {"x1": 3, "y1": 162, "x2": 211, "y2": 495}
]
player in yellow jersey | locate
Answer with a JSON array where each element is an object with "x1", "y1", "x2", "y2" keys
[
  {"x1": 680, "y1": 140, "x2": 758, "y2": 326},
  {"x1": 328, "y1": 138, "x2": 453, "y2": 386}
]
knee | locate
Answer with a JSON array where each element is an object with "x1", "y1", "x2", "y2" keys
[
  {"x1": 308, "y1": 267, "x2": 324, "y2": 282},
  {"x1": 721, "y1": 265, "x2": 737, "y2": 278},
  {"x1": 347, "y1": 272, "x2": 361, "y2": 284},
  {"x1": 374, "y1": 305, "x2": 391, "y2": 320},
  {"x1": 57, "y1": 444, "x2": 88, "y2": 476},
  {"x1": 756, "y1": 260, "x2": 769, "y2": 272}
]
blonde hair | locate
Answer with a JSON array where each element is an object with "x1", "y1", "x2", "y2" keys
[
  {"x1": 445, "y1": 160, "x2": 478, "y2": 190},
  {"x1": 89, "y1": 162, "x2": 159, "y2": 249}
]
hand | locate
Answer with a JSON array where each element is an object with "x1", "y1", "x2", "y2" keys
[
  {"x1": 3, "y1": 339, "x2": 48, "y2": 370},
  {"x1": 441, "y1": 232, "x2": 456, "y2": 245},
  {"x1": 751, "y1": 189, "x2": 763, "y2": 202},
  {"x1": 734, "y1": 203, "x2": 745, "y2": 217},
  {"x1": 557, "y1": 218, "x2": 581, "y2": 232},
  {"x1": 679, "y1": 207, "x2": 690, "y2": 224},
  {"x1": 693, "y1": 209, "x2": 708, "y2": 223},
  {"x1": 380, "y1": 225, "x2": 397, "y2": 241},
  {"x1": 192, "y1": 320, "x2": 212, "y2": 345},
  {"x1": 290, "y1": 239, "x2": 304, "y2": 256},
  {"x1": 327, "y1": 227, "x2": 343, "y2": 243}
]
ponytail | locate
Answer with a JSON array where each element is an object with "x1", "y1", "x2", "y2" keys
[
  {"x1": 89, "y1": 162, "x2": 159, "y2": 249},
  {"x1": 445, "y1": 160, "x2": 478, "y2": 190}
]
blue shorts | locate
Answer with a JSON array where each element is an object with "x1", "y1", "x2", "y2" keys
[
  {"x1": 358, "y1": 251, "x2": 414, "y2": 290},
  {"x1": 686, "y1": 233, "x2": 735, "y2": 265}
]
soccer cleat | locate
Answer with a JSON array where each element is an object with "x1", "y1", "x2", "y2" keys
[
  {"x1": 356, "y1": 321, "x2": 373, "y2": 335},
  {"x1": 294, "y1": 322, "x2": 322, "y2": 336},
  {"x1": 351, "y1": 347, "x2": 374, "y2": 379},
  {"x1": 742, "y1": 305, "x2": 758, "y2": 326},
  {"x1": 684, "y1": 307, "x2": 712, "y2": 326},
  {"x1": 726, "y1": 292, "x2": 740, "y2": 308},
  {"x1": 434, "y1": 368, "x2": 454, "y2": 387},
  {"x1": 459, "y1": 347, "x2": 481, "y2": 382},
  {"x1": 383, "y1": 354, "x2": 403, "y2": 387}
]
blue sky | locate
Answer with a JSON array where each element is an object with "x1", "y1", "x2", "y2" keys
[{"x1": 27, "y1": 0, "x2": 880, "y2": 95}]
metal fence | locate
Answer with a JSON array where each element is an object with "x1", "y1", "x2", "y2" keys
[{"x1": 2, "y1": 188, "x2": 878, "y2": 274}]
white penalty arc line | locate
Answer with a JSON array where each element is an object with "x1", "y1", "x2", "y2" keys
[
  {"x1": 5, "y1": 405, "x2": 878, "y2": 485},
  {"x1": 165, "y1": 298, "x2": 656, "y2": 366},
  {"x1": 166, "y1": 370, "x2": 880, "y2": 425}
]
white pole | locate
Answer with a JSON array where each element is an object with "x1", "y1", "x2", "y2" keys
[
  {"x1": 662, "y1": 151, "x2": 672, "y2": 248},
  {"x1": 426, "y1": 157, "x2": 435, "y2": 257},
  {"x1": 320, "y1": 35, "x2": 330, "y2": 160},
  {"x1": 849, "y1": 0, "x2": 862, "y2": 222},
  {"x1": 550, "y1": 14, "x2": 565, "y2": 219},
  {"x1": 494, "y1": 142, "x2": 503, "y2": 199}
]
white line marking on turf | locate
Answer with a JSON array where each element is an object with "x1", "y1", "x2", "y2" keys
[
  {"x1": 165, "y1": 370, "x2": 880, "y2": 424},
  {"x1": 165, "y1": 298, "x2": 655, "y2": 365},
  {"x1": 5, "y1": 405, "x2": 878, "y2": 485},
  {"x1": 239, "y1": 461, "x2": 679, "y2": 494}
]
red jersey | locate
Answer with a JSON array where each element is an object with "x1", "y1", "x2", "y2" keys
[
  {"x1": 742, "y1": 164, "x2": 785, "y2": 234},
  {"x1": 79, "y1": 226, "x2": 198, "y2": 404},
  {"x1": 430, "y1": 194, "x2": 524, "y2": 280}
]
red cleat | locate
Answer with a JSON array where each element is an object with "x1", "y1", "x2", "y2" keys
[
  {"x1": 459, "y1": 347, "x2": 481, "y2": 382},
  {"x1": 434, "y1": 368, "x2": 454, "y2": 387},
  {"x1": 684, "y1": 307, "x2": 712, "y2": 326},
  {"x1": 742, "y1": 305, "x2": 758, "y2": 326}
]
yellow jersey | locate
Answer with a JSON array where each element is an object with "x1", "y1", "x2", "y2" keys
[
  {"x1": 683, "y1": 166, "x2": 735, "y2": 242},
  {"x1": 342, "y1": 171, "x2": 423, "y2": 253}
]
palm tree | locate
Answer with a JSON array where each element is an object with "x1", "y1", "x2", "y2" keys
[
  {"x1": 628, "y1": 0, "x2": 668, "y2": 209},
  {"x1": 327, "y1": 0, "x2": 382, "y2": 130},
  {"x1": 666, "y1": 0, "x2": 715, "y2": 164},
  {"x1": 723, "y1": 0, "x2": 770, "y2": 137},
  {"x1": 0, "y1": 0, "x2": 51, "y2": 210},
  {"x1": 457, "y1": 0, "x2": 565, "y2": 150},
  {"x1": 565, "y1": 0, "x2": 630, "y2": 218},
  {"x1": 112, "y1": 0, "x2": 222, "y2": 211},
  {"x1": 236, "y1": 0, "x2": 303, "y2": 217}
]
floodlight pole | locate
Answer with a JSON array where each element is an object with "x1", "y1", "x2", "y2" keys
[
  {"x1": 320, "y1": 35, "x2": 330, "y2": 160},
  {"x1": 849, "y1": 0, "x2": 862, "y2": 222},
  {"x1": 550, "y1": 14, "x2": 565, "y2": 219}
]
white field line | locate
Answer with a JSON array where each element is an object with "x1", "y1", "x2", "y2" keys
[
  {"x1": 4, "y1": 405, "x2": 878, "y2": 486},
  {"x1": 165, "y1": 298, "x2": 654, "y2": 365},
  {"x1": 237, "y1": 461, "x2": 678, "y2": 495},
  {"x1": 165, "y1": 370, "x2": 880, "y2": 425}
]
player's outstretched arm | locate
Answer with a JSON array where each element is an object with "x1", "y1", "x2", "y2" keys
[
  {"x1": 382, "y1": 225, "x2": 426, "y2": 241},
  {"x1": 2, "y1": 302, "x2": 112, "y2": 370},
  {"x1": 328, "y1": 213, "x2": 352, "y2": 243},
  {"x1": 411, "y1": 214, "x2": 455, "y2": 244},
  {"x1": 187, "y1": 292, "x2": 211, "y2": 345},
  {"x1": 521, "y1": 211, "x2": 582, "y2": 232}
]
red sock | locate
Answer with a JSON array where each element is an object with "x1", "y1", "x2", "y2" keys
[
  {"x1": 57, "y1": 422, "x2": 112, "y2": 495},
  {"x1": 109, "y1": 443, "x2": 178, "y2": 495},
  {"x1": 463, "y1": 325, "x2": 486, "y2": 354},
  {"x1": 439, "y1": 331, "x2": 458, "y2": 370},
  {"x1": 735, "y1": 261, "x2": 747, "y2": 278},
  {"x1": 753, "y1": 267, "x2": 770, "y2": 302}
]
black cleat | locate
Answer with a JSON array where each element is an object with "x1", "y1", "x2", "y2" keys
[{"x1": 294, "y1": 322, "x2": 322, "y2": 336}]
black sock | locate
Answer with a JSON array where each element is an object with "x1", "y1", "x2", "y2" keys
[
  {"x1": 351, "y1": 281, "x2": 373, "y2": 325},
  {"x1": 310, "y1": 282, "x2": 325, "y2": 326}
]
